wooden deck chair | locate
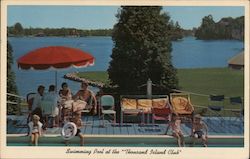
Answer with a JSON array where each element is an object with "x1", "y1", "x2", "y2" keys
[
  {"x1": 170, "y1": 93, "x2": 194, "y2": 122},
  {"x1": 100, "y1": 95, "x2": 116, "y2": 126}
]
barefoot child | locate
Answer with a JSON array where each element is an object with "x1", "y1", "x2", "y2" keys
[
  {"x1": 191, "y1": 114, "x2": 208, "y2": 147},
  {"x1": 28, "y1": 115, "x2": 43, "y2": 146},
  {"x1": 65, "y1": 111, "x2": 84, "y2": 146},
  {"x1": 171, "y1": 115, "x2": 185, "y2": 147}
]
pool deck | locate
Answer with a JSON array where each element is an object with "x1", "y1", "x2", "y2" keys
[{"x1": 7, "y1": 115, "x2": 244, "y2": 136}]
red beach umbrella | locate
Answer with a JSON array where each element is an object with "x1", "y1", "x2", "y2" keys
[
  {"x1": 18, "y1": 46, "x2": 94, "y2": 70},
  {"x1": 17, "y1": 46, "x2": 95, "y2": 90}
]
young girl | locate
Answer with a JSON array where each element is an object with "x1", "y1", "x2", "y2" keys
[
  {"x1": 28, "y1": 115, "x2": 43, "y2": 146},
  {"x1": 191, "y1": 114, "x2": 208, "y2": 147},
  {"x1": 171, "y1": 115, "x2": 185, "y2": 147}
]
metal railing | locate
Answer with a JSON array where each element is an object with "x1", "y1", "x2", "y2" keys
[{"x1": 7, "y1": 93, "x2": 26, "y2": 115}]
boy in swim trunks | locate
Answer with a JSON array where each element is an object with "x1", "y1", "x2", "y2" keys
[
  {"x1": 73, "y1": 111, "x2": 84, "y2": 146},
  {"x1": 64, "y1": 111, "x2": 84, "y2": 146},
  {"x1": 191, "y1": 114, "x2": 208, "y2": 147}
]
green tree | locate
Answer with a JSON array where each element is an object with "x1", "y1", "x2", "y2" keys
[
  {"x1": 7, "y1": 41, "x2": 18, "y2": 114},
  {"x1": 195, "y1": 15, "x2": 216, "y2": 39},
  {"x1": 108, "y1": 6, "x2": 178, "y2": 95},
  {"x1": 14, "y1": 22, "x2": 24, "y2": 35}
]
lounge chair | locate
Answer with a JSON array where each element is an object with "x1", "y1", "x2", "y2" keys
[
  {"x1": 99, "y1": 95, "x2": 116, "y2": 126},
  {"x1": 170, "y1": 93, "x2": 194, "y2": 122},
  {"x1": 120, "y1": 95, "x2": 170, "y2": 125},
  {"x1": 229, "y1": 96, "x2": 244, "y2": 123},
  {"x1": 137, "y1": 98, "x2": 152, "y2": 123},
  {"x1": 208, "y1": 95, "x2": 225, "y2": 116},
  {"x1": 151, "y1": 97, "x2": 172, "y2": 124},
  {"x1": 120, "y1": 96, "x2": 144, "y2": 125}
]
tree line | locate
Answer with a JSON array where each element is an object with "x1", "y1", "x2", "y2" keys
[
  {"x1": 8, "y1": 24, "x2": 113, "y2": 37},
  {"x1": 7, "y1": 21, "x2": 183, "y2": 41},
  {"x1": 195, "y1": 15, "x2": 244, "y2": 40}
]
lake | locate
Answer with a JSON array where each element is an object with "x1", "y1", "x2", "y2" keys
[{"x1": 8, "y1": 36, "x2": 243, "y2": 96}]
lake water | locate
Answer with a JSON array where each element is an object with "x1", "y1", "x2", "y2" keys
[{"x1": 8, "y1": 36, "x2": 243, "y2": 96}]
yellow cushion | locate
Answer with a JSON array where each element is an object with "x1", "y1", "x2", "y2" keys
[
  {"x1": 137, "y1": 99, "x2": 152, "y2": 112},
  {"x1": 172, "y1": 97, "x2": 188, "y2": 110},
  {"x1": 171, "y1": 96, "x2": 193, "y2": 114},
  {"x1": 121, "y1": 98, "x2": 137, "y2": 109},
  {"x1": 152, "y1": 98, "x2": 168, "y2": 109}
]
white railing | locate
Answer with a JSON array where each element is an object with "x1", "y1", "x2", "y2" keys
[{"x1": 7, "y1": 93, "x2": 26, "y2": 114}]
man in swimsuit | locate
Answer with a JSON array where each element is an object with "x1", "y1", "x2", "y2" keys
[
  {"x1": 73, "y1": 82, "x2": 97, "y2": 115},
  {"x1": 191, "y1": 114, "x2": 208, "y2": 147}
]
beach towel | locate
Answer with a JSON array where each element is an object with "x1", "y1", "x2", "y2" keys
[{"x1": 72, "y1": 100, "x2": 87, "y2": 112}]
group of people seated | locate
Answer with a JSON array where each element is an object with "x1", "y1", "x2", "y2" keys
[
  {"x1": 28, "y1": 81, "x2": 97, "y2": 129},
  {"x1": 28, "y1": 81, "x2": 96, "y2": 146}
]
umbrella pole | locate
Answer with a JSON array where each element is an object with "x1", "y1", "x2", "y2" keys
[{"x1": 55, "y1": 71, "x2": 58, "y2": 93}]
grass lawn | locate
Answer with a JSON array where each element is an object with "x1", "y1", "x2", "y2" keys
[
  {"x1": 77, "y1": 68, "x2": 244, "y2": 116},
  {"x1": 77, "y1": 71, "x2": 109, "y2": 84}
]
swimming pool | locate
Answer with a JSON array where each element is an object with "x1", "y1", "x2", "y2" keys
[{"x1": 7, "y1": 134, "x2": 244, "y2": 147}]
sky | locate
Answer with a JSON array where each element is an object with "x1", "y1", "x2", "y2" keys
[{"x1": 7, "y1": 6, "x2": 244, "y2": 30}]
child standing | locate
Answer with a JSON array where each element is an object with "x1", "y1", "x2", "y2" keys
[
  {"x1": 171, "y1": 115, "x2": 185, "y2": 147},
  {"x1": 73, "y1": 111, "x2": 84, "y2": 146},
  {"x1": 191, "y1": 114, "x2": 208, "y2": 147},
  {"x1": 65, "y1": 111, "x2": 84, "y2": 146},
  {"x1": 28, "y1": 115, "x2": 43, "y2": 146}
]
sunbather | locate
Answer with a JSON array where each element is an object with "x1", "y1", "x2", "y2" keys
[
  {"x1": 191, "y1": 114, "x2": 208, "y2": 147},
  {"x1": 73, "y1": 82, "x2": 97, "y2": 115},
  {"x1": 28, "y1": 115, "x2": 43, "y2": 146}
]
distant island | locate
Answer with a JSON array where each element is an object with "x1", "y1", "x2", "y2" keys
[{"x1": 195, "y1": 15, "x2": 244, "y2": 41}]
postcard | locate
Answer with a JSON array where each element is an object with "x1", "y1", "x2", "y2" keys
[{"x1": 0, "y1": 0, "x2": 249, "y2": 159}]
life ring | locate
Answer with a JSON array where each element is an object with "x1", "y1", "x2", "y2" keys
[{"x1": 61, "y1": 122, "x2": 77, "y2": 140}]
